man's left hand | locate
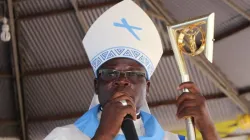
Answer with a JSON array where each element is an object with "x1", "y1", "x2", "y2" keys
[{"x1": 176, "y1": 82, "x2": 215, "y2": 133}]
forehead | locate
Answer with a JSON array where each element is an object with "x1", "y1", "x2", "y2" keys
[{"x1": 100, "y1": 58, "x2": 145, "y2": 71}]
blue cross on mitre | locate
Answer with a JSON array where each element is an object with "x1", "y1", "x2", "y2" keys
[{"x1": 113, "y1": 18, "x2": 143, "y2": 41}]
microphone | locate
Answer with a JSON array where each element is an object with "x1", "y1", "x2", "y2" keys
[{"x1": 121, "y1": 114, "x2": 139, "y2": 140}]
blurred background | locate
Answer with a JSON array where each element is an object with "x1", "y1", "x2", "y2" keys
[{"x1": 0, "y1": 0, "x2": 250, "y2": 139}]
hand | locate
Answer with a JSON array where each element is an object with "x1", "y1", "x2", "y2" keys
[
  {"x1": 176, "y1": 82, "x2": 218, "y2": 139},
  {"x1": 93, "y1": 92, "x2": 137, "y2": 140}
]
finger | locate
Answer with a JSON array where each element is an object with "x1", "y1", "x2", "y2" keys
[
  {"x1": 176, "y1": 92, "x2": 198, "y2": 106},
  {"x1": 177, "y1": 100, "x2": 197, "y2": 115},
  {"x1": 177, "y1": 107, "x2": 200, "y2": 119},
  {"x1": 111, "y1": 92, "x2": 134, "y2": 102},
  {"x1": 113, "y1": 99, "x2": 136, "y2": 111},
  {"x1": 112, "y1": 95, "x2": 135, "y2": 106},
  {"x1": 111, "y1": 92, "x2": 127, "y2": 99},
  {"x1": 178, "y1": 82, "x2": 200, "y2": 93},
  {"x1": 103, "y1": 95, "x2": 133, "y2": 110}
]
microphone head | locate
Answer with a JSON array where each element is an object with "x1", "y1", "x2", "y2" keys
[
  {"x1": 124, "y1": 114, "x2": 133, "y2": 120},
  {"x1": 121, "y1": 115, "x2": 139, "y2": 140}
]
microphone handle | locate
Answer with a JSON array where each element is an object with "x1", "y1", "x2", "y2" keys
[{"x1": 121, "y1": 115, "x2": 139, "y2": 140}]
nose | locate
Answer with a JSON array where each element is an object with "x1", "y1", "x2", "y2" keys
[{"x1": 114, "y1": 74, "x2": 131, "y2": 87}]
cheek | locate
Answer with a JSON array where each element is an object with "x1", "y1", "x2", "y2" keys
[
  {"x1": 98, "y1": 82, "x2": 113, "y2": 91},
  {"x1": 97, "y1": 82, "x2": 114, "y2": 104},
  {"x1": 133, "y1": 83, "x2": 147, "y2": 104}
]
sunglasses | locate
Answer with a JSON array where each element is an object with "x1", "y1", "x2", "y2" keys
[{"x1": 98, "y1": 69, "x2": 147, "y2": 82}]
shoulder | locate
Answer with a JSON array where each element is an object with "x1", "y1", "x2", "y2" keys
[
  {"x1": 164, "y1": 131, "x2": 185, "y2": 140},
  {"x1": 44, "y1": 124, "x2": 90, "y2": 140}
]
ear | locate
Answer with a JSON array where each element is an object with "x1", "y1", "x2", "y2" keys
[
  {"x1": 146, "y1": 80, "x2": 150, "y2": 94},
  {"x1": 94, "y1": 78, "x2": 99, "y2": 95}
]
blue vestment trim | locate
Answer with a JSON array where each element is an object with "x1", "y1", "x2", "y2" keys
[{"x1": 74, "y1": 105, "x2": 165, "y2": 140}]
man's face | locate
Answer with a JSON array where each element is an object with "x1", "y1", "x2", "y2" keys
[{"x1": 94, "y1": 58, "x2": 150, "y2": 112}]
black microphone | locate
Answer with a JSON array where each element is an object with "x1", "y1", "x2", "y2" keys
[{"x1": 121, "y1": 114, "x2": 139, "y2": 140}]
